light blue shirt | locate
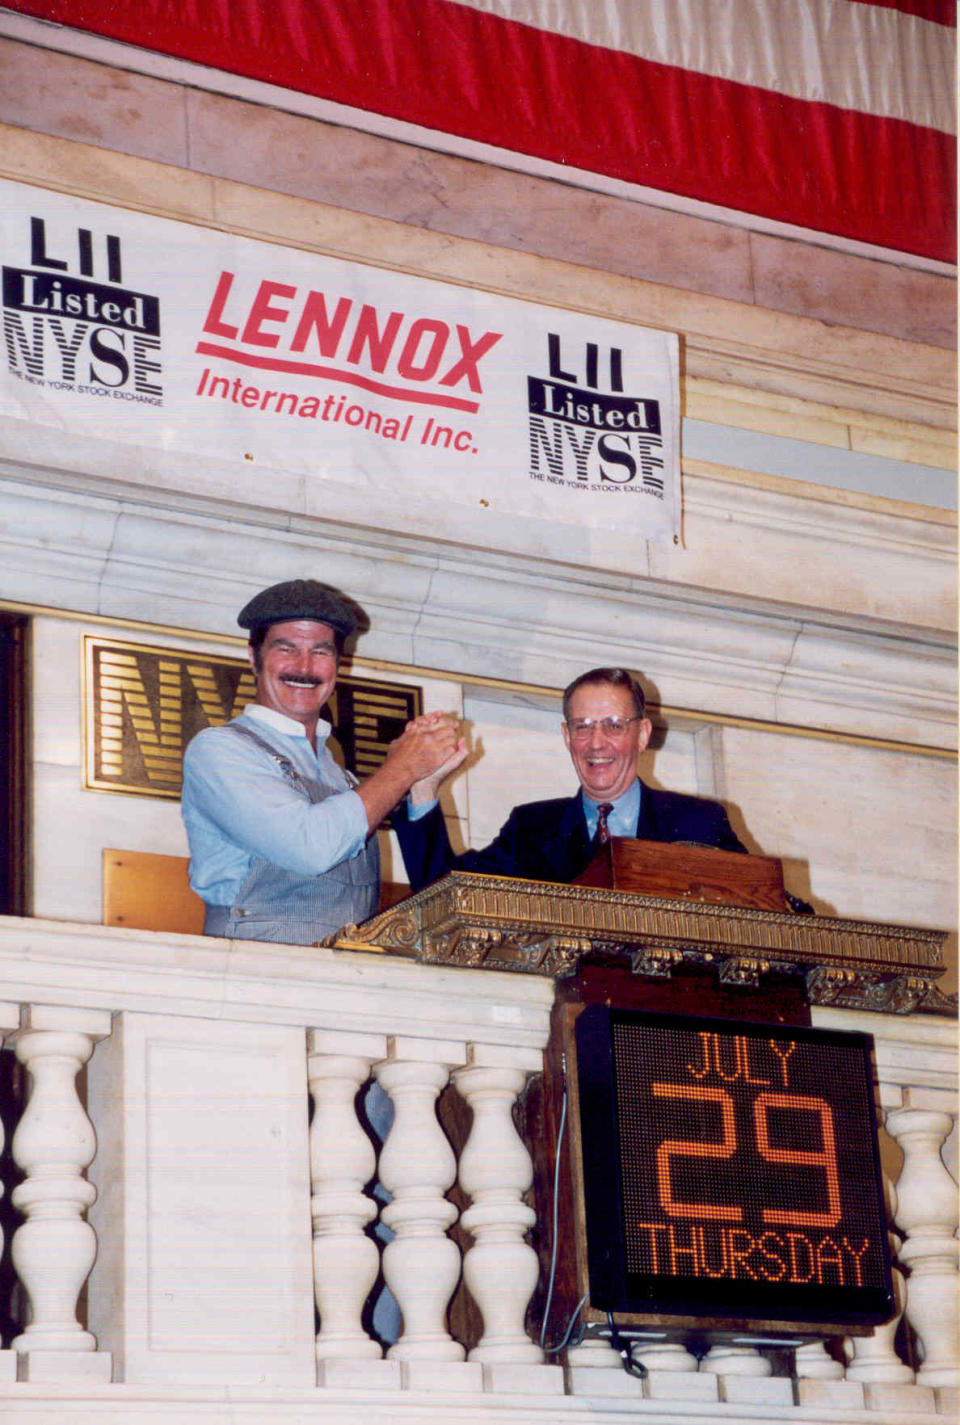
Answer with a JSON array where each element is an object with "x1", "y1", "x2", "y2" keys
[
  {"x1": 181, "y1": 704, "x2": 369, "y2": 906},
  {"x1": 581, "y1": 778, "x2": 641, "y2": 840}
]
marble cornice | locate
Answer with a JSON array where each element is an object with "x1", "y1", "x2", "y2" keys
[
  {"x1": 0, "y1": 419, "x2": 953, "y2": 627},
  {"x1": 0, "y1": 466, "x2": 955, "y2": 750},
  {"x1": 813, "y1": 1005, "x2": 959, "y2": 1097},
  {"x1": 685, "y1": 463, "x2": 956, "y2": 551},
  {"x1": 0, "y1": 915, "x2": 553, "y2": 1051}
]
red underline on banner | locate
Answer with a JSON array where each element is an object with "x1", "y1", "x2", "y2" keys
[{"x1": 193, "y1": 342, "x2": 481, "y2": 414}]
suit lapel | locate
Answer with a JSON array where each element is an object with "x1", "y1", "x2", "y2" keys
[
  {"x1": 633, "y1": 778, "x2": 663, "y2": 842},
  {"x1": 555, "y1": 792, "x2": 591, "y2": 879}
]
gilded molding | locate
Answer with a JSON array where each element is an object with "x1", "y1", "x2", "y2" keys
[{"x1": 329, "y1": 872, "x2": 953, "y2": 1016}]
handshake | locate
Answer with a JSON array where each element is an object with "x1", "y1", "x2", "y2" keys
[{"x1": 387, "y1": 709, "x2": 469, "y2": 805}]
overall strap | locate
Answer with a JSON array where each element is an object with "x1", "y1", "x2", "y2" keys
[{"x1": 224, "y1": 719, "x2": 309, "y2": 792}]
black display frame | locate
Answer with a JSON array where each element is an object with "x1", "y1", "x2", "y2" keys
[{"x1": 574, "y1": 1005, "x2": 894, "y2": 1329}]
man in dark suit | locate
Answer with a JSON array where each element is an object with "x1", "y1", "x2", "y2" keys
[{"x1": 393, "y1": 666, "x2": 746, "y2": 892}]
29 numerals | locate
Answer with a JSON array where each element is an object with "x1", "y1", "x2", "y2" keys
[{"x1": 652, "y1": 1083, "x2": 842, "y2": 1228}]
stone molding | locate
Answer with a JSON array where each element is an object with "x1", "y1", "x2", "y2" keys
[
  {"x1": 684, "y1": 462, "x2": 955, "y2": 561},
  {"x1": 0, "y1": 470, "x2": 954, "y2": 748},
  {"x1": 0, "y1": 916, "x2": 553, "y2": 1055},
  {"x1": 813, "y1": 1005, "x2": 958, "y2": 1101}
]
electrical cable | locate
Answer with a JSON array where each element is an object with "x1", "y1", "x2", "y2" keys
[
  {"x1": 543, "y1": 1293, "x2": 589, "y2": 1356},
  {"x1": 606, "y1": 1312, "x2": 648, "y2": 1379},
  {"x1": 538, "y1": 1076, "x2": 567, "y2": 1349},
  {"x1": 539, "y1": 1072, "x2": 583, "y2": 1352}
]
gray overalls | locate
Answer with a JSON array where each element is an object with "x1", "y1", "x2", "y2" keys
[{"x1": 203, "y1": 720, "x2": 380, "y2": 944}]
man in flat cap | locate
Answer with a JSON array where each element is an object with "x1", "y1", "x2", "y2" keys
[{"x1": 181, "y1": 579, "x2": 463, "y2": 945}]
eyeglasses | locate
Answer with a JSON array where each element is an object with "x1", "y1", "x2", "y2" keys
[{"x1": 566, "y1": 716, "x2": 642, "y2": 740}]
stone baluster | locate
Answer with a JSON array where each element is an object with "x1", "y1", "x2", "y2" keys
[
  {"x1": 793, "y1": 1336, "x2": 868, "y2": 1414},
  {"x1": 567, "y1": 1330, "x2": 703, "y2": 1401},
  {"x1": 845, "y1": 1118, "x2": 913, "y2": 1386},
  {"x1": 455, "y1": 1048, "x2": 552, "y2": 1387},
  {"x1": 794, "y1": 1341, "x2": 844, "y2": 1379},
  {"x1": 375, "y1": 1037, "x2": 464, "y2": 1367},
  {"x1": 886, "y1": 1100, "x2": 959, "y2": 1387},
  {"x1": 307, "y1": 1029, "x2": 384, "y2": 1372},
  {"x1": 845, "y1": 1252, "x2": 912, "y2": 1385},
  {"x1": 565, "y1": 1334, "x2": 646, "y2": 1400},
  {"x1": 0, "y1": 1001, "x2": 20, "y2": 1381},
  {"x1": 700, "y1": 1343, "x2": 772, "y2": 1376},
  {"x1": 9, "y1": 1005, "x2": 112, "y2": 1381},
  {"x1": 628, "y1": 1339, "x2": 699, "y2": 1374}
]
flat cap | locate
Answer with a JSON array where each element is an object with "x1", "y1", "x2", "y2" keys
[{"x1": 237, "y1": 580, "x2": 359, "y2": 638}]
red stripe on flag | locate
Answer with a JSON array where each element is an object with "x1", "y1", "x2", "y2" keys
[
  {"x1": 5, "y1": 0, "x2": 955, "y2": 261},
  {"x1": 853, "y1": 0, "x2": 955, "y2": 25}
]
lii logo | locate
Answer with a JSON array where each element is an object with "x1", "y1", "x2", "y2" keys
[
  {"x1": 2, "y1": 216, "x2": 163, "y2": 404},
  {"x1": 528, "y1": 333, "x2": 665, "y2": 496}
]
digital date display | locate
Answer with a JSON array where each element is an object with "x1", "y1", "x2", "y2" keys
[{"x1": 575, "y1": 1007, "x2": 893, "y2": 1326}]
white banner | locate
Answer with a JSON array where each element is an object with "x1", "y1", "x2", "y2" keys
[{"x1": 0, "y1": 181, "x2": 680, "y2": 538}]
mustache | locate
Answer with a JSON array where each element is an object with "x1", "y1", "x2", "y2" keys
[{"x1": 279, "y1": 674, "x2": 325, "y2": 688}]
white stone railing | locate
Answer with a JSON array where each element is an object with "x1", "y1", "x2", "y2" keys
[
  {"x1": 818, "y1": 1004, "x2": 959, "y2": 1402},
  {"x1": 0, "y1": 916, "x2": 955, "y2": 1424}
]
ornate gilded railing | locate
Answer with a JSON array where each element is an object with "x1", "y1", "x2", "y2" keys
[{"x1": 329, "y1": 872, "x2": 954, "y2": 1016}]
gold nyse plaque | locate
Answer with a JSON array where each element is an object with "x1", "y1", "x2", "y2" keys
[{"x1": 83, "y1": 636, "x2": 422, "y2": 799}]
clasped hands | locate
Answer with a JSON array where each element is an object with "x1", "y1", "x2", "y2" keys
[{"x1": 388, "y1": 709, "x2": 469, "y2": 804}]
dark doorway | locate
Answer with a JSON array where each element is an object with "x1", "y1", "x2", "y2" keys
[
  {"x1": 0, "y1": 614, "x2": 28, "y2": 917},
  {"x1": 0, "y1": 613, "x2": 27, "y2": 1340}
]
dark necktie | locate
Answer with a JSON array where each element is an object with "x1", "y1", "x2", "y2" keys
[{"x1": 595, "y1": 802, "x2": 614, "y2": 847}]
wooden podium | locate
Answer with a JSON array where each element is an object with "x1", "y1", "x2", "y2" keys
[
  {"x1": 570, "y1": 835, "x2": 802, "y2": 1017},
  {"x1": 575, "y1": 835, "x2": 788, "y2": 912}
]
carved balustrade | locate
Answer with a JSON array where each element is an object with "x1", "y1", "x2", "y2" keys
[{"x1": 0, "y1": 902, "x2": 954, "y2": 1423}]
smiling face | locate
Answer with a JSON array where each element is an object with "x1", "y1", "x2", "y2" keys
[
  {"x1": 561, "y1": 681, "x2": 652, "y2": 803},
  {"x1": 250, "y1": 619, "x2": 339, "y2": 735}
]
